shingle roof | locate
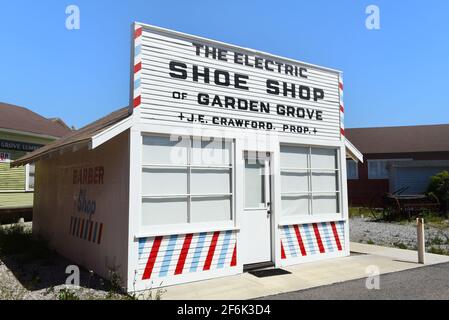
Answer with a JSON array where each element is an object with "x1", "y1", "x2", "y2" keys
[
  {"x1": 12, "y1": 106, "x2": 130, "y2": 167},
  {"x1": 346, "y1": 124, "x2": 449, "y2": 154},
  {"x1": 0, "y1": 102, "x2": 72, "y2": 138}
]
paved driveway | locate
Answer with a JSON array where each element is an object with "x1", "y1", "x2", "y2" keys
[{"x1": 258, "y1": 262, "x2": 449, "y2": 300}]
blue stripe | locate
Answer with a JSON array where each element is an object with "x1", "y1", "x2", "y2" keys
[
  {"x1": 159, "y1": 234, "x2": 178, "y2": 277},
  {"x1": 283, "y1": 226, "x2": 297, "y2": 257},
  {"x1": 134, "y1": 44, "x2": 141, "y2": 56},
  {"x1": 76, "y1": 218, "x2": 80, "y2": 237},
  {"x1": 134, "y1": 78, "x2": 141, "y2": 89},
  {"x1": 83, "y1": 220, "x2": 89, "y2": 240},
  {"x1": 303, "y1": 224, "x2": 316, "y2": 255},
  {"x1": 190, "y1": 232, "x2": 207, "y2": 272},
  {"x1": 321, "y1": 222, "x2": 334, "y2": 252},
  {"x1": 138, "y1": 238, "x2": 146, "y2": 258},
  {"x1": 217, "y1": 231, "x2": 232, "y2": 269}
]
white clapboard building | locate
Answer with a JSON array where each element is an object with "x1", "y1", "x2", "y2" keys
[{"x1": 14, "y1": 23, "x2": 363, "y2": 291}]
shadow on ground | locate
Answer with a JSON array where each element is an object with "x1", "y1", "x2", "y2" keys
[{"x1": 1, "y1": 253, "x2": 112, "y2": 292}]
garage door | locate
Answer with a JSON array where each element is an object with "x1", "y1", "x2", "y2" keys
[{"x1": 393, "y1": 167, "x2": 449, "y2": 194}]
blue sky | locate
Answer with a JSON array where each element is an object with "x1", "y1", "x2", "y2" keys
[{"x1": 1, "y1": 0, "x2": 448, "y2": 129}]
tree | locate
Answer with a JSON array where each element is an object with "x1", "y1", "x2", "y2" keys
[{"x1": 427, "y1": 170, "x2": 449, "y2": 215}]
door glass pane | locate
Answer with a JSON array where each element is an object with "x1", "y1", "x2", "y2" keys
[
  {"x1": 281, "y1": 194, "x2": 310, "y2": 216},
  {"x1": 312, "y1": 193, "x2": 339, "y2": 214},
  {"x1": 142, "y1": 135, "x2": 188, "y2": 165},
  {"x1": 190, "y1": 195, "x2": 231, "y2": 222},
  {"x1": 280, "y1": 146, "x2": 308, "y2": 168},
  {"x1": 191, "y1": 168, "x2": 231, "y2": 194},
  {"x1": 142, "y1": 167, "x2": 187, "y2": 195},
  {"x1": 142, "y1": 197, "x2": 188, "y2": 225},
  {"x1": 244, "y1": 159, "x2": 265, "y2": 208}
]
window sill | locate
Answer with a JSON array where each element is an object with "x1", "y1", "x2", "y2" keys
[
  {"x1": 278, "y1": 214, "x2": 346, "y2": 226},
  {"x1": 135, "y1": 223, "x2": 239, "y2": 239}
]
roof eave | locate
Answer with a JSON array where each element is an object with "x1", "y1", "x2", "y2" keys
[{"x1": 345, "y1": 138, "x2": 364, "y2": 163}]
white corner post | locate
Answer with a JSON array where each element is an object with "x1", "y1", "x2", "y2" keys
[{"x1": 127, "y1": 124, "x2": 143, "y2": 291}]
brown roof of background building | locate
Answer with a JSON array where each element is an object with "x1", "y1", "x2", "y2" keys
[
  {"x1": 12, "y1": 106, "x2": 130, "y2": 167},
  {"x1": 346, "y1": 124, "x2": 449, "y2": 154},
  {"x1": 0, "y1": 102, "x2": 72, "y2": 138}
]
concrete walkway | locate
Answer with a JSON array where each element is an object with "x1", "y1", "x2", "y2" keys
[{"x1": 162, "y1": 242, "x2": 449, "y2": 300}]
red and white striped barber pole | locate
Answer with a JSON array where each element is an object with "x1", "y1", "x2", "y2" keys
[
  {"x1": 138, "y1": 230, "x2": 238, "y2": 281},
  {"x1": 339, "y1": 76, "x2": 345, "y2": 138},
  {"x1": 133, "y1": 24, "x2": 143, "y2": 108}
]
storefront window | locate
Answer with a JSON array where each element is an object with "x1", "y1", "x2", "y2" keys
[
  {"x1": 26, "y1": 163, "x2": 35, "y2": 191},
  {"x1": 280, "y1": 146, "x2": 340, "y2": 216},
  {"x1": 141, "y1": 135, "x2": 233, "y2": 226}
]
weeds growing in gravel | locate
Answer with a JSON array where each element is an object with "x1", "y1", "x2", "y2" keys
[
  {"x1": 393, "y1": 241, "x2": 408, "y2": 250},
  {"x1": 57, "y1": 288, "x2": 80, "y2": 300},
  {"x1": 0, "y1": 224, "x2": 53, "y2": 263}
]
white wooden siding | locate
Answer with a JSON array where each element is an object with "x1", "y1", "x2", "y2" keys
[{"x1": 134, "y1": 25, "x2": 341, "y2": 141}]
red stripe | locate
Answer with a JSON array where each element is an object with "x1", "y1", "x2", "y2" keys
[
  {"x1": 88, "y1": 221, "x2": 93, "y2": 241},
  {"x1": 134, "y1": 62, "x2": 142, "y2": 73},
  {"x1": 175, "y1": 233, "x2": 193, "y2": 275},
  {"x1": 340, "y1": 128, "x2": 345, "y2": 136},
  {"x1": 134, "y1": 27, "x2": 142, "y2": 39},
  {"x1": 339, "y1": 82, "x2": 343, "y2": 91},
  {"x1": 142, "y1": 236, "x2": 163, "y2": 280},
  {"x1": 340, "y1": 105, "x2": 345, "y2": 113},
  {"x1": 97, "y1": 223, "x2": 103, "y2": 244},
  {"x1": 230, "y1": 243, "x2": 237, "y2": 267},
  {"x1": 330, "y1": 222, "x2": 343, "y2": 251},
  {"x1": 133, "y1": 96, "x2": 141, "y2": 108},
  {"x1": 280, "y1": 241, "x2": 286, "y2": 259},
  {"x1": 80, "y1": 219, "x2": 85, "y2": 238},
  {"x1": 203, "y1": 232, "x2": 220, "y2": 271},
  {"x1": 312, "y1": 223, "x2": 326, "y2": 253},
  {"x1": 293, "y1": 225, "x2": 307, "y2": 256}
]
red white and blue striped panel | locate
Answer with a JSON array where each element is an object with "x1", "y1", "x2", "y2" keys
[
  {"x1": 69, "y1": 216, "x2": 103, "y2": 244},
  {"x1": 138, "y1": 230, "x2": 237, "y2": 280},
  {"x1": 280, "y1": 221, "x2": 344, "y2": 259},
  {"x1": 339, "y1": 76, "x2": 345, "y2": 137},
  {"x1": 133, "y1": 24, "x2": 143, "y2": 108}
]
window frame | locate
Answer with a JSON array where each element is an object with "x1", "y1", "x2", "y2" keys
[
  {"x1": 279, "y1": 145, "x2": 342, "y2": 222},
  {"x1": 140, "y1": 134, "x2": 235, "y2": 229}
]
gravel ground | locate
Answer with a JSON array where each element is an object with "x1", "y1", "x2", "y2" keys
[
  {"x1": 350, "y1": 217, "x2": 449, "y2": 253},
  {"x1": 0, "y1": 252, "x2": 116, "y2": 300},
  {"x1": 0, "y1": 222, "x2": 129, "y2": 300}
]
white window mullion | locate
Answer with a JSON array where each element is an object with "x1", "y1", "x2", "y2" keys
[
  {"x1": 187, "y1": 137, "x2": 192, "y2": 223},
  {"x1": 308, "y1": 147, "x2": 313, "y2": 216}
]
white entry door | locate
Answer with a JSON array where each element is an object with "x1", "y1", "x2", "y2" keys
[{"x1": 241, "y1": 152, "x2": 272, "y2": 265}]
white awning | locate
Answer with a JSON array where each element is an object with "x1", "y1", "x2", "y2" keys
[{"x1": 345, "y1": 138, "x2": 363, "y2": 163}]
